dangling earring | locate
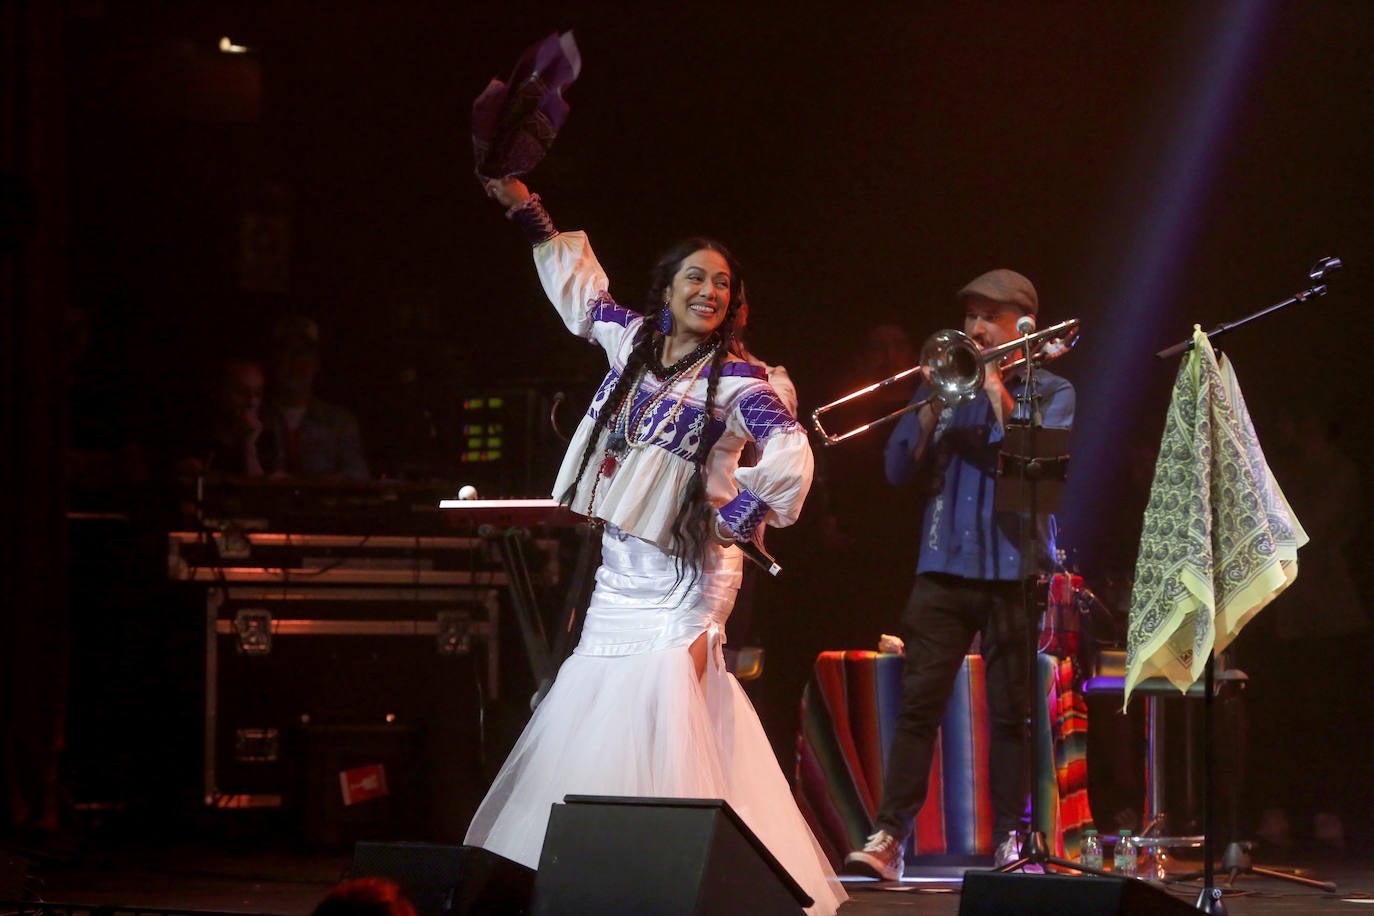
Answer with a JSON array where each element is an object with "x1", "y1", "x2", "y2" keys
[{"x1": 656, "y1": 293, "x2": 673, "y2": 334}]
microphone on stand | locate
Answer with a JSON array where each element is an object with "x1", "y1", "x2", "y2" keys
[
  {"x1": 1309, "y1": 255, "x2": 1342, "y2": 280},
  {"x1": 1013, "y1": 314, "x2": 1045, "y2": 429},
  {"x1": 1016, "y1": 316, "x2": 1037, "y2": 382}
]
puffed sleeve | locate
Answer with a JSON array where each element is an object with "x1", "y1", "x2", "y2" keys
[
  {"x1": 764, "y1": 364, "x2": 799, "y2": 418},
  {"x1": 719, "y1": 384, "x2": 815, "y2": 537},
  {"x1": 532, "y1": 231, "x2": 642, "y2": 354}
]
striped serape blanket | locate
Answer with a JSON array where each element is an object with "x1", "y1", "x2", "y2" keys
[{"x1": 794, "y1": 650, "x2": 1091, "y2": 866}]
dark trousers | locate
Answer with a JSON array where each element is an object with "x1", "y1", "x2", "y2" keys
[{"x1": 875, "y1": 573, "x2": 1033, "y2": 840}]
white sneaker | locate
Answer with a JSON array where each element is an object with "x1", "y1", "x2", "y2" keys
[{"x1": 845, "y1": 829, "x2": 904, "y2": 881}]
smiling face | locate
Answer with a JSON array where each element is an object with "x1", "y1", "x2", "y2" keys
[{"x1": 665, "y1": 248, "x2": 733, "y2": 342}]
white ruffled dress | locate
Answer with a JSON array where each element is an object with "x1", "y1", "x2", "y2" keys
[{"x1": 463, "y1": 230, "x2": 845, "y2": 915}]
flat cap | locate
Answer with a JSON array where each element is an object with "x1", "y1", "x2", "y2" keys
[{"x1": 957, "y1": 269, "x2": 1038, "y2": 316}]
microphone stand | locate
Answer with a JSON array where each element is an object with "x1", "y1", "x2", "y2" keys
[
  {"x1": 995, "y1": 326, "x2": 1111, "y2": 879},
  {"x1": 1152, "y1": 255, "x2": 1340, "y2": 914},
  {"x1": 1155, "y1": 256, "x2": 1342, "y2": 360}
]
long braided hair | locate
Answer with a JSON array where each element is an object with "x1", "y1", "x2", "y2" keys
[{"x1": 559, "y1": 238, "x2": 747, "y2": 587}]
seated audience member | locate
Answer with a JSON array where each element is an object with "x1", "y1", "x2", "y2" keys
[
  {"x1": 265, "y1": 313, "x2": 370, "y2": 480},
  {"x1": 189, "y1": 355, "x2": 273, "y2": 477}
]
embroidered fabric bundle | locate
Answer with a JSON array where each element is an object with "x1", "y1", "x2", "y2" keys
[{"x1": 472, "y1": 31, "x2": 581, "y2": 179}]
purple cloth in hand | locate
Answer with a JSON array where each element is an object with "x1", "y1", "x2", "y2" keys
[{"x1": 473, "y1": 31, "x2": 581, "y2": 179}]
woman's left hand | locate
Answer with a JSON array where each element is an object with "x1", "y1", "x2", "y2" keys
[{"x1": 712, "y1": 514, "x2": 739, "y2": 546}]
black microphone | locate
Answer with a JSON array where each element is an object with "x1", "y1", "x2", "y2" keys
[{"x1": 738, "y1": 538, "x2": 782, "y2": 576}]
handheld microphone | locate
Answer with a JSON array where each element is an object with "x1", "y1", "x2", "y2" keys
[{"x1": 738, "y1": 538, "x2": 782, "y2": 576}]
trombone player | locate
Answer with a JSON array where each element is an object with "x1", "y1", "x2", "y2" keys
[{"x1": 845, "y1": 269, "x2": 1076, "y2": 879}]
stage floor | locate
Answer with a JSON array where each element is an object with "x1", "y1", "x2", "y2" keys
[{"x1": 11, "y1": 832, "x2": 1374, "y2": 915}]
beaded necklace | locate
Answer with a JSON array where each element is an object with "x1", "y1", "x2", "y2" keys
[
  {"x1": 628, "y1": 351, "x2": 711, "y2": 445},
  {"x1": 645, "y1": 338, "x2": 716, "y2": 379},
  {"x1": 584, "y1": 342, "x2": 715, "y2": 516}
]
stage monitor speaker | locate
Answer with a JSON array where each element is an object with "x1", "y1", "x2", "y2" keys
[
  {"x1": 351, "y1": 841, "x2": 533, "y2": 916},
  {"x1": 533, "y1": 796, "x2": 811, "y2": 916},
  {"x1": 959, "y1": 871, "x2": 1199, "y2": 915}
]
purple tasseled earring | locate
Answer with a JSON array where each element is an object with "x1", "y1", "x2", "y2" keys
[{"x1": 656, "y1": 294, "x2": 672, "y2": 334}]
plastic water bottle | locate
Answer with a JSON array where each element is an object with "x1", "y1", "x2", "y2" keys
[
  {"x1": 1114, "y1": 831, "x2": 1137, "y2": 877},
  {"x1": 1079, "y1": 828, "x2": 1102, "y2": 872}
]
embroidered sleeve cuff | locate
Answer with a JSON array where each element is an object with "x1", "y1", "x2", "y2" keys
[
  {"x1": 716, "y1": 489, "x2": 771, "y2": 541},
  {"x1": 505, "y1": 193, "x2": 558, "y2": 245}
]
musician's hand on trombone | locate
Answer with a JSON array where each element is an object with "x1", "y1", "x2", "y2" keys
[
  {"x1": 981, "y1": 359, "x2": 1015, "y2": 428},
  {"x1": 980, "y1": 359, "x2": 1006, "y2": 393}
]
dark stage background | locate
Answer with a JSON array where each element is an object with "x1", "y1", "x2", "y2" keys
[{"x1": 4, "y1": 0, "x2": 1373, "y2": 854}]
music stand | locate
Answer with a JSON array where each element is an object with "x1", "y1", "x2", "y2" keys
[
  {"x1": 995, "y1": 425, "x2": 1070, "y2": 516},
  {"x1": 990, "y1": 359, "x2": 1111, "y2": 878}
]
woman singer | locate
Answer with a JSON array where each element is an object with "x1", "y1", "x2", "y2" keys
[{"x1": 464, "y1": 177, "x2": 844, "y2": 915}]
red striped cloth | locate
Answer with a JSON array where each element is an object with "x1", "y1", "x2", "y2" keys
[{"x1": 1038, "y1": 653, "x2": 1092, "y2": 858}]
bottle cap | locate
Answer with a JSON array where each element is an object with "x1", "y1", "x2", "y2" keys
[{"x1": 1084, "y1": 828, "x2": 1097, "y2": 835}]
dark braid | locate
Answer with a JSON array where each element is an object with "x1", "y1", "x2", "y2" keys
[
  {"x1": 558, "y1": 325, "x2": 656, "y2": 506},
  {"x1": 666, "y1": 317, "x2": 735, "y2": 591}
]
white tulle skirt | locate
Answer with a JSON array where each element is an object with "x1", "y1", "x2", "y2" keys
[{"x1": 464, "y1": 526, "x2": 845, "y2": 915}]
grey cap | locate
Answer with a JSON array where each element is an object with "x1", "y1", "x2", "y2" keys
[{"x1": 957, "y1": 269, "x2": 1038, "y2": 316}]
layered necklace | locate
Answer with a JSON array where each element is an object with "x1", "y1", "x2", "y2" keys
[
  {"x1": 588, "y1": 338, "x2": 716, "y2": 514},
  {"x1": 644, "y1": 337, "x2": 716, "y2": 380}
]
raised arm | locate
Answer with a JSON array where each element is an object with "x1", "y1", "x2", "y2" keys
[{"x1": 482, "y1": 177, "x2": 636, "y2": 348}]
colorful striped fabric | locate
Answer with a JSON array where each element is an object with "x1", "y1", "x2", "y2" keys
[
  {"x1": 1035, "y1": 653, "x2": 1092, "y2": 858},
  {"x1": 795, "y1": 650, "x2": 1091, "y2": 867}
]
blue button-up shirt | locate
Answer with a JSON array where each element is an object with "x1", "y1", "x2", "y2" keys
[{"x1": 884, "y1": 369, "x2": 1075, "y2": 581}]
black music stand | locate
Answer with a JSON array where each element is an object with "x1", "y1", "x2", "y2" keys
[
  {"x1": 990, "y1": 368, "x2": 1111, "y2": 879},
  {"x1": 995, "y1": 425, "x2": 1070, "y2": 517}
]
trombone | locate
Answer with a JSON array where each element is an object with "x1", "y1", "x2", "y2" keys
[{"x1": 810, "y1": 318, "x2": 1080, "y2": 445}]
